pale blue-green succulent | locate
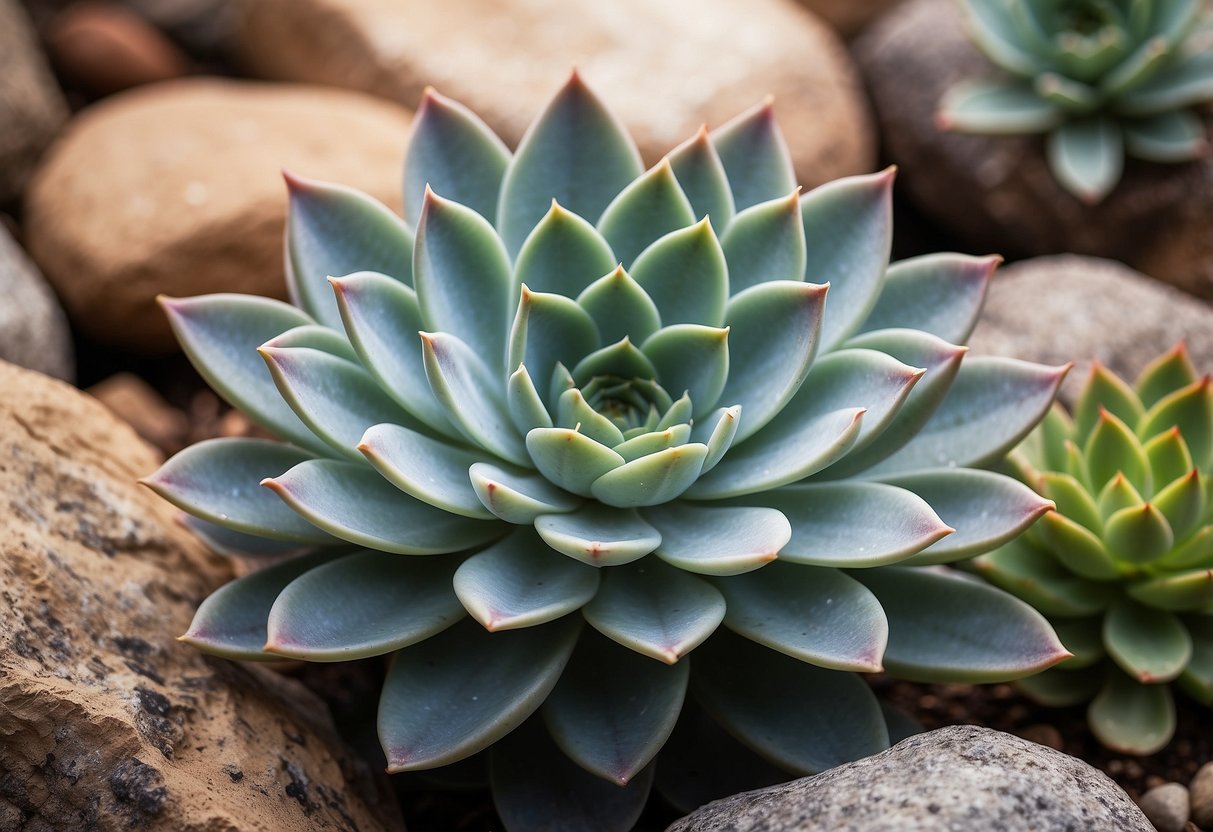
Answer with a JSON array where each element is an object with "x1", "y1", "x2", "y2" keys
[
  {"x1": 974, "y1": 345, "x2": 1213, "y2": 755},
  {"x1": 144, "y1": 73, "x2": 1072, "y2": 829},
  {"x1": 940, "y1": 0, "x2": 1213, "y2": 202}
]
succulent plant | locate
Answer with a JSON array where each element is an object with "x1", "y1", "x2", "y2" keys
[
  {"x1": 938, "y1": 0, "x2": 1213, "y2": 203},
  {"x1": 144, "y1": 73, "x2": 1073, "y2": 828},
  {"x1": 973, "y1": 344, "x2": 1213, "y2": 754}
]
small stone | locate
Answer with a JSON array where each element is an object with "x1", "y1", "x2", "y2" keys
[
  {"x1": 88, "y1": 372, "x2": 189, "y2": 456},
  {"x1": 1138, "y1": 783, "x2": 1191, "y2": 832},
  {"x1": 236, "y1": 0, "x2": 874, "y2": 190},
  {"x1": 1018, "y1": 724, "x2": 1063, "y2": 751},
  {"x1": 46, "y1": 1, "x2": 191, "y2": 96},
  {"x1": 24, "y1": 78, "x2": 411, "y2": 351},
  {"x1": 968, "y1": 255, "x2": 1213, "y2": 405},
  {"x1": 0, "y1": 222, "x2": 73, "y2": 380},
  {"x1": 0, "y1": 0, "x2": 69, "y2": 203},
  {"x1": 793, "y1": 0, "x2": 902, "y2": 36},
  {"x1": 667, "y1": 725, "x2": 1153, "y2": 831},
  {"x1": 1191, "y1": 762, "x2": 1213, "y2": 828}
]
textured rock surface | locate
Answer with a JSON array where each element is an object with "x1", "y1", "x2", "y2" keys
[
  {"x1": 24, "y1": 78, "x2": 411, "y2": 351},
  {"x1": 0, "y1": 224, "x2": 73, "y2": 381},
  {"x1": 969, "y1": 256, "x2": 1213, "y2": 403},
  {"x1": 854, "y1": 0, "x2": 1213, "y2": 297},
  {"x1": 236, "y1": 0, "x2": 874, "y2": 190},
  {"x1": 1137, "y1": 783, "x2": 1190, "y2": 832},
  {"x1": 0, "y1": 360, "x2": 404, "y2": 831},
  {"x1": 666, "y1": 725, "x2": 1153, "y2": 832},
  {"x1": 0, "y1": 0, "x2": 69, "y2": 204},
  {"x1": 1192, "y1": 761, "x2": 1213, "y2": 828}
]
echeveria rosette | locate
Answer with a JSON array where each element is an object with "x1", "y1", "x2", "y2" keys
[
  {"x1": 939, "y1": 0, "x2": 1213, "y2": 203},
  {"x1": 143, "y1": 74, "x2": 1072, "y2": 829},
  {"x1": 974, "y1": 343, "x2": 1213, "y2": 755}
]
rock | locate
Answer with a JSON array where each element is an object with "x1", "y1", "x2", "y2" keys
[
  {"x1": 1016, "y1": 723, "x2": 1062, "y2": 752},
  {"x1": 794, "y1": 0, "x2": 902, "y2": 36},
  {"x1": 1138, "y1": 783, "x2": 1191, "y2": 832},
  {"x1": 0, "y1": 0, "x2": 70, "y2": 204},
  {"x1": 24, "y1": 78, "x2": 411, "y2": 351},
  {"x1": 0, "y1": 223, "x2": 73, "y2": 380},
  {"x1": 666, "y1": 725, "x2": 1153, "y2": 832},
  {"x1": 0, "y1": 359, "x2": 404, "y2": 831},
  {"x1": 88, "y1": 372, "x2": 190, "y2": 455},
  {"x1": 46, "y1": 1, "x2": 191, "y2": 96},
  {"x1": 1192, "y1": 761, "x2": 1213, "y2": 828},
  {"x1": 854, "y1": 0, "x2": 1213, "y2": 297},
  {"x1": 968, "y1": 256, "x2": 1213, "y2": 404},
  {"x1": 235, "y1": 0, "x2": 874, "y2": 191}
]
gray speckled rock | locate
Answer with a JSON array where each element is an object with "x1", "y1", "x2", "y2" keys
[
  {"x1": 0, "y1": 224, "x2": 73, "y2": 381},
  {"x1": 1136, "y1": 783, "x2": 1190, "y2": 832},
  {"x1": 968, "y1": 255, "x2": 1213, "y2": 404},
  {"x1": 665, "y1": 725, "x2": 1152, "y2": 832}
]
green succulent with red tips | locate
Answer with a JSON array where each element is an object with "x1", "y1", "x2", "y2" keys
[
  {"x1": 974, "y1": 343, "x2": 1213, "y2": 754},
  {"x1": 142, "y1": 73, "x2": 1072, "y2": 829}
]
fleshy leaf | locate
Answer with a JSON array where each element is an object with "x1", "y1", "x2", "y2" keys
[
  {"x1": 629, "y1": 219, "x2": 728, "y2": 328},
  {"x1": 938, "y1": 79, "x2": 1063, "y2": 132},
  {"x1": 359, "y1": 423, "x2": 491, "y2": 518},
  {"x1": 1145, "y1": 427, "x2": 1195, "y2": 490},
  {"x1": 526, "y1": 428, "x2": 626, "y2": 497},
  {"x1": 693, "y1": 628, "x2": 888, "y2": 775},
  {"x1": 379, "y1": 617, "x2": 580, "y2": 771},
  {"x1": 718, "y1": 281, "x2": 828, "y2": 442},
  {"x1": 1017, "y1": 665, "x2": 1104, "y2": 707},
  {"x1": 534, "y1": 503, "x2": 661, "y2": 566},
  {"x1": 716, "y1": 562, "x2": 887, "y2": 672},
  {"x1": 404, "y1": 88, "x2": 510, "y2": 224},
  {"x1": 508, "y1": 286, "x2": 600, "y2": 386},
  {"x1": 180, "y1": 516, "x2": 315, "y2": 560},
  {"x1": 1128, "y1": 568, "x2": 1213, "y2": 612},
  {"x1": 414, "y1": 188, "x2": 514, "y2": 362},
  {"x1": 1152, "y1": 470, "x2": 1204, "y2": 541},
  {"x1": 285, "y1": 174, "x2": 414, "y2": 329},
  {"x1": 143, "y1": 438, "x2": 337, "y2": 543},
  {"x1": 591, "y1": 444, "x2": 709, "y2": 507},
  {"x1": 614, "y1": 424, "x2": 692, "y2": 463},
  {"x1": 1074, "y1": 362, "x2": 1146, "y2": 439},
  {"x1": 710, "y1": 100, "x2": 797, "y2": 212},
  {"x1": 971, "y1": 539, "x2": 1112, "y2": 618},
  {"x1": 506, "y1": 364, "x2": 553, "y2": 435},
  {"x1": 513, "y1": 201, "x2": 618, "y2": 298},
  {"x1": 582, "y1": 558, "x2": 725, "y2": 663},
  {"x1": 570, "y1": 337, "x2": 657, "y2": 387},
  {"x1": 856, "y1": 254, "x2": 998, "y2": 345},
  {"x1": 266, "y1": 550, "x2": 463, "y2": 660},
  {"x1": 469, "y1": 461, "x2": 581, "y2": 524},
  {"x1": 556, "y1": 389, "x2": 626, "y2": 447},
  {"x1": 1139, "y1": 376, "x2": 1213, "y2": 470},
  {"x1": 498, "y1": 73, "x2": 644, "y2": 257},
  {"x1": 263, "y1": 324, "x2": 357, "y2": 361},
  {"x1": 666, "y1": 125, "x2": 736, "y2": 227},
  {"x1": 1136, "y1": 342, "x2": 1198, "y2": 408},
  {"x1": 1037, "y1": 509, "x2": 1121, "y2": 580},
  {"x1": 1046, "y1": 117, "x2": 1124, "y2": 203},
  {"x1": 1104, "y1": 503, "x2": 1175, "y2": 564},
  {"x1": 1038, "y1": 472, "x2": 1103, "y2": 533},
  {"x1": 1103, "y1": 599, "x2": 1192, "y2": 683},
  {"x1": 1085, "y1": 408, "x2": 1151, "y2": 495},
  {"x1": 453, "y1": 528, "x2": 600, "y2": 631},
  {"x1": 181, "y1": 551, "x2": 334, "y2": 661},
  {"x1": 696, "y1": 405, "x2": 742, "y2": 474},
  {"x1": 1124, "y1": 110, "x2": 1208, "y2": 162},
  {"x1": 161, "y1": 295, "x2": 327, "y2": 455},
  {"x1": 801, "y1": 169, "x2": 894, "y2": 351},
  {"x1": 544, "y1": 629, "x2": 688, "y2": 785},
  {"x1": 720, "y1": 190, "x2": 805, "y2": 295},
  {"x1": 1088, "y1": 671, "x2": 1176, "y2": 754},
  {"x1": 646, "y1": 503, "x2": 789, "y2": 576},
  {"x1": 265, "y1": 458, "x2": 501, "y2": 554},
  {"x1": 855, "y1": 567, "x2": 1071, "y2": 682},
  {"x1": 597, "y1": 159, "x2": 695, "y2": 267},
  {"x1": 641, "y1": 325, "x2": 730, "y2": 418}
]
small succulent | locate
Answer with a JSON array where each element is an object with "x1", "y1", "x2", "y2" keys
[
  {"x1": 144, "y1": 73, "x2": 1072, "y2": 828},
  {"x1": 974, "y1": 344, "x2": 1213, "y2": 754},
  {"x1": 939, "y1": 0, "x2": 1213, "y2": 202}
]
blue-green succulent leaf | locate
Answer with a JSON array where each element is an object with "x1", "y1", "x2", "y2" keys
[
  {"x1": 629, "y1": 219, "x2": 728, "y2": 328},
  {"x1": 506, "y1": 363, "x2": 554, "y2": 435},
  {"x1": 715, "y1": 562, "x2": 888, "y2": 672},
  {"x1": 971, "y1": 539, "x2": 1113, "y2": 618},
  {"x1": 534, "y1": 503, "x2": 661, "y2": 566},
  {"x1": 1115, "y1": 50, "x2": 1213, "y2": 115},
  {"x1": 646, "y1": 503, "x2": 790, "y2": 576},
  {"x1": 1089, "y1": 672, "x2": 1175, "y2": 754},
  {"x1": 570, "y1": 337, "x2": 658, "y2": 387},
  {"x1": 379, "y1": 616, "x2": 580, "y2": 771},
  {"x1": 576, "y1": 265, "x2": 663, "y2": 345},
  {"x1": 179, "y1": 516, "x2": 317, "y2": 560},
  {"x1": 404, "y1": 88, "x2": 510, "y2": 225},
  {"x1": 720, "y1": 191, "x2": 805, "y2": 295},
  {"x1": 938, "y1": 79, "x2": 1063, "y2": 132},
  {"x1": 614, "y1": 424, "x2": 692, "y2": 463},
  {"x1": 1123, "y1": 110, "x2": 1209, "y2": 162},
  {"x1": 957, "y1": 1, "x2": 1045, "y2": 74},
  {"x1": 509, "y1": 286, "x2": 600, "y2": 384},
  {"x1": 359, "y1": 422, "x2": 492, "y2": 519},
  {"x1": 1046, "y1": 117, "x2": 1124, "y2": 203},
  {"x1": 513, "y1": 201, "x2": 618, "y2": 298},
  {"x1": 1103, "y1": 598, "x2": 1192, "y2": 683},
  {"x1": 469, "y1": 461, "x2": 581, "y2": 524},
  {"x1": 710, "y1": 100, "x2": 797, "y2": 212},
  {"x1": 526, "y1": 428, "x2": 626, "y2": 497},
  {"x1": 597, "y1": 159, "x2": 696, "y2": 267},
  {"x1": 856, "y1": 253, "x2": 999, "y2": 345},
  {"x1": 263, "y1": 324, "x2": 357, "y2": 361},
  {"x1": 695, "y1": 405, "x2": 742, "y2": 474},
  {"x1": 266, "y1": 550, "x2": 464, "y2": 660},
  {"x1": 556, "y1": 389, "x2": 627, "y2": 447},
  {"x1": 591, "y1": 444, "x2": 709, "y2": 507},
  {"x1": 666, "y1": 125, "x2": 736, "y2": 227},
  {"x1": 641, "y1": 325, "x2": 730, "y2": 418}
]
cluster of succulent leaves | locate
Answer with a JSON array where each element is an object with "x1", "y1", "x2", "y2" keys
[
  {"x1": 144, "y1": 74, "x2": 1074, "y2": 829},
  {"x1": 939, "y1": 0, "x2": 1213, "y2": 203},
  {"x1": 974, "y1": 345, "x2": 1213, "y2": 754}
]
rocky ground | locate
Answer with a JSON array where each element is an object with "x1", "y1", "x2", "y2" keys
[{"x1": 1, "y1": 1, "x2": 1211, "y2": 831}]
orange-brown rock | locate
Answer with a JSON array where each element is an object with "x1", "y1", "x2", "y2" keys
[
  {"x1": 88, "y1": 372, "x2": 190, "y2": 456},
  {"x1": 235, "y1": 0, "x2": 874, "y2": 190},
  {"x1": 0, "y1": 359, "x2": 404, "y2": 831},
  {"x1": 24, "y1": 78, "x2": 411, "y2": 351},
  {"x1": 46, "y1": 1, "x2": 191, "y2": 96}
]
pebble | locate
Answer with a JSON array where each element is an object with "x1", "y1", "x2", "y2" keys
[{"x1": 1138, "y1": 783, "x2": 1191, "y2": 832}]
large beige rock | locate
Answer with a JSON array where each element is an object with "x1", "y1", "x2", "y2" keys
[
  {"x1": 236, "y1": 0, "x2": 874, "y2": 190},
  {"x1": 24, "y1": 78, "x2": 411, "y2": 351},
  {"x1": 854, "y1": 0, "x2": 1212, "y2": 297},
  {"x1": 795, "y1": 0, "x2": 902, "y2": 36},
  {"x1": 0, "y1": 360, "x2": 403, "y2": 831},
  {"x1": 969, "y1": 255, "x2": 1213, "y2": 402}
]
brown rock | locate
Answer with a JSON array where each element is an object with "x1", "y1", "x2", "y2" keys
[
  {"x1": 88, "y1": 372, "x2": 190, "y2": 456},
  {"x1": 854, "y1": 0, "x2": 1213, "y2": 297},
  {"x1": 1192, "y1": 761, "x2": 1213, "y2": 828},
  {"x1": 0, "y1": 223, "x2": 73, "y2": 380},
  {"x1": 47, "y1": 1, "x2": 191, "y2": 96},
  {"x1": 0, "y1": 359, "x2": 404, "y2": 831},
  {"x1": 968, "y1": 255, "x2": 1213, "y2": 403},
  {"x1": 0, "y1": 0, "x2": 70, "y2": 203},
  {"x1": 24, "y1": 78, "x2": 411, "y2": 351},
  {"x1": 795, "y1": 0, "x2": 902, "y2": 36},
  {"x1": 1017, "y1": 723, "x2": 1063, "y2": 752},
  {"x1": 235, "y1": 0, "x2": 874, "y2": 190},
  {"x1": 1138, "y1": 783, "x2": 1192, "y2": 832}
]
